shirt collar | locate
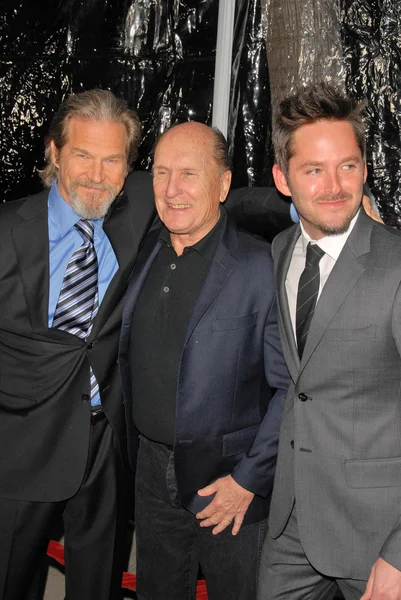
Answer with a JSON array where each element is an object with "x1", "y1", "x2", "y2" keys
[
  {"x1": 48, "y1": 180, "x2": 105, "y2": 240},
  {"x1": 299, "y1": 208, "x2": 360, "y2": 260},
  {"x1": 158, "y1": 214, "x2": 223, "y2": 261}
]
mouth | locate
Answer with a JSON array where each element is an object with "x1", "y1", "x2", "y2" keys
[
  {"x1": 80, "y1": 185, "x2": 106, "y2": 193},
  {"x1": 317, "y1": 194, "x2": 351, "y2": 205},
  {"x1": 167, "y1": 203, "x2": 191, "y2": 209}
]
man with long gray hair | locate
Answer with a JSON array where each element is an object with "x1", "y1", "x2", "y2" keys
[{"x1": 0, "y1": 89, "x2": 154, "y2": 599}]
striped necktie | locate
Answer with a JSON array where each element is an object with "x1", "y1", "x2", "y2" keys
[
  {"x1": 296, "y1": 242, "x2": 325, "y2": 359},
  {"x1": 53, "y1": 219, "x2": 99, "y2": 402}
]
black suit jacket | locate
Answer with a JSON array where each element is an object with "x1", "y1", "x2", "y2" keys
[{"x1": 0, "y1": 171, "x2": 154, "y2": 502}]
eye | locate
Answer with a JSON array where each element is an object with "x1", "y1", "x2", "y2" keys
[
  {"x1": 306, "y1": 168, "x2": 321, "y2": 175},
  {"x1": 342, "y1": 163, "x2": 356, "y2": 171}
]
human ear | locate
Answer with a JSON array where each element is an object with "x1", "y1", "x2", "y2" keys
[{"x1": 272, "y1": 163, "x2": 292, "y2": 197}]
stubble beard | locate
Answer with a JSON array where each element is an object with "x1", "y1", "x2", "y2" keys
[{"x1": 299, "y1": 191, "x2": 360, "y2": 237}]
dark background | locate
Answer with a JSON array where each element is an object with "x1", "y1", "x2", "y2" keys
[{"x1": 1, "y1": 0, "x2": 400, "y2": 225}]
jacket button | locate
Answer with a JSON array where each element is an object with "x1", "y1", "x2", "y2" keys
[
  {"x1": 88, "y1": 341, "x2": 94, "y2": 349},
  {"x1": 81, "y1": 393, "x2": 90, "y2": 402},
  {"x1": 299, "y1": 393, "x2": 308, "y2": 402},
  {"x1": 290, "y1": 440, "x2": 294, "y2": 449}
]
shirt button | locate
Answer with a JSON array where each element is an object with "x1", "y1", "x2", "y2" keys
[
  {"x1": 163, "y1": 286, "x2": 170, "y2": 293},
  {"x1": 299, "y1": 393, "x2": 308, "y2": 402},
  {"x1": 170, "y1": 263, "x2": 176, "y2": 270},
  {"x1": 81, "y1": 393, "x2": 90, "y2": 402}
]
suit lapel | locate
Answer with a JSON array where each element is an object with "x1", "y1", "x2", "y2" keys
[
  {"x1": 90, "y1": 193, "x2": 140, "y2": 339},
  {"x1": 120, "y1": 228, "x2": 163, "y2": 355},
  {"x1": 298, "y1": 210, "x2": 372, "y2": 372},
  {"x1": 184, "y1": 212, "x2": 238, "y2": 345},
  {"x1": 11, "y1": 192, "x2": 51, "y2": 333},
  {"x1": 274, "y1": 225, "x2": 301, "y2": 380}
]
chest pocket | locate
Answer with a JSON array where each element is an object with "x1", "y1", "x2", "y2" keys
[
  {"x1": 213, "y1": 312, "x2": 257, "y2": 332},
  {"x1": 325, "y1": 324, "x2": 376, "y2": 343}
]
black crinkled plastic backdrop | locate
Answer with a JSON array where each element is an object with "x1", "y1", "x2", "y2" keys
[
  {"x1": 1, "y1": 0, "x2": 401, "y2": 225},
  {"x1": 341, "y1": 0, "x2": 401, "y2": 226},
  {"x1": 0, "y1": 0, "x2": 219, "y2": 202}
]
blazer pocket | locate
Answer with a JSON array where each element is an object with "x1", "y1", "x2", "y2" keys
[
  {"x1": 213, "y1": 313, "x2": 257, "y2": 332},
  {"x1": 345, "y1": 456, "x2": 401, "y2": 488},
  {"x1": 222, "y1": 424, "x2": 260, "y2": 456},
  {"x1": 325, "y1": 324, "x2": 376, "y2": 343}
]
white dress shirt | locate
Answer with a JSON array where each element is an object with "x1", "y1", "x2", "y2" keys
[{"x1": 286, "y1": 209, "x2": 360, "y2": 340}]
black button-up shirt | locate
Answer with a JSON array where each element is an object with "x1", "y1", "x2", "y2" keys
[{"x1": 129, "y1": 217, "x2": 223, "y2": 445}]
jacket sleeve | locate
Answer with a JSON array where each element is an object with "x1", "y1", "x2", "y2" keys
[
  {"x1": 224, "y1": 186, "x2": 293, "y2": 242},
  {"x1": 231, "y1": 292, "x2": 290, "y2": 497}
]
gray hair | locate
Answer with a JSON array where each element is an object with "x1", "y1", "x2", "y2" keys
[{"x1": 39, "y1": 89, "x2": 141, "y2": 187}]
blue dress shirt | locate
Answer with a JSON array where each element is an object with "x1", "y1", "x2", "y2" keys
[{"x1": 48, "y1": 181, "x2": 119, "y2": 405}]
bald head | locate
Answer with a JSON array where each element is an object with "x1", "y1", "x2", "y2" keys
[
  {"x1": 152, "y1": 121, "x2": 232, "y2": 255},
  {"x1": 155, "y1": 121, "x2": 230, "y2": 174}
]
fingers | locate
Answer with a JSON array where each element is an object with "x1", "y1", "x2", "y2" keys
[
  {"x1": 197, "y1": 510, "x2": 245, "y2": 535},
  {"x1": 197, "y1": 483, "x2": 216, "y2": 497},
  {"x1": 360, "y1": 564, "x2": 374, "y2": 600},
  {"x1": 198, "y1": 509, "x2": 232, "y2": 529},
  {"x1": 231, "y1": 513, "x2": 244, "y2": 536},
  {"x1": 211, "y1": 517, "x2": 233, "y2": 535}
]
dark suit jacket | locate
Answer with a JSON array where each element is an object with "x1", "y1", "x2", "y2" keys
[
  {"x1": 0, "y1": 171, "x2": 155, "y2": 502},
  {"x1": 270, "y1": 209, "x2": 401, "y2": 577},
  {"x1": 119, "y1": 208, "x2": 289, "y2": 525}
]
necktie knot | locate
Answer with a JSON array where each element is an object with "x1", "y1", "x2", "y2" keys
[
  {"x1": 75, "y1": 219, "x2": 95, "y2": 244},
  {"x1": 305, "y1": 242, "x2": 325, "y2": 267}
]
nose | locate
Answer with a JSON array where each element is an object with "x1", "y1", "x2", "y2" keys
[
  {"x1": 323, "y1": 169, "x2": 342, "y2": 195},
  {"x1": 165, "y1": 173, "x2": 181, "y2": 198},
  {"x1": 88, "y1": 160, "x2": 105, "y2": 184}
]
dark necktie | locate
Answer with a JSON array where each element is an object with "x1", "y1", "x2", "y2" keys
[
  {"x1": 296, "y1": 242, "x2": 325, "y2": 358},
  {"x1": 53, "y1": 219, "x2": 99, "y2": 401}
]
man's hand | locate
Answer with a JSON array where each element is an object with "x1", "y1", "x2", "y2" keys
[
  {"x1": 361, "y1": 558, "x2": 401, "y2": 599},
  {"x1": 196, "y1": 475, "x2": 254, "y2": 536}
]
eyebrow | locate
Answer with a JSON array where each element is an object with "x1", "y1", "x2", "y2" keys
[
  {"x1": 299, "y1": 160, "x2": 325, "y2": 169},
  {"x1": 299, "y1": 155, "x2": 362, "y2": 169},
  {"x1": 153, "y1": 164, "x2": 201, "y2": 172},
  {"x1": 71, "y1": 147, "x2": 125, "y2": 160}
]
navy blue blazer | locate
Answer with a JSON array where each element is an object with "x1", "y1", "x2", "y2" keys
[{"x1": 119, "y1": 208, "x2": 289, "y2": 525}]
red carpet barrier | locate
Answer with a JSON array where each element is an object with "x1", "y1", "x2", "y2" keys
[{"x1": 47, "y1": 541, "x2": 208, "y2": 598}]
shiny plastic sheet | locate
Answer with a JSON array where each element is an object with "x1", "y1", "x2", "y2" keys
[
  {"x1": 1, "y1": 0, "x2": 219, "y2": 202},
  {"x1": 262, "y1": 0, "x2": 345, "y2": 110},
  {"x1": 2, "y1": 0, "x2": 401, "y2": 226},
  {"x1": 341, "y1": 0, "x2": 401, "y2": 225},
  {"x1": 229, "y1": 0, "x2": 274, "y2": 188}
]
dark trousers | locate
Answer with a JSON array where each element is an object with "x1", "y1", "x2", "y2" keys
[
  {"x1": 0, "y1": 415, "x2": 128, "y2": 600},
  {"x1": 257, "y1": 505, "x2": 366, "y2": 600},
  {"x1": 135, "y1": 435, "x2": 267, "y2": 600}
]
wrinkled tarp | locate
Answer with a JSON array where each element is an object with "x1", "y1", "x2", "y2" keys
[
  {"x1": 1, "y1": 0, "x2": 400, "y2": 225},
  {"x1": 1, "y1": 0, "x2": 219, "y2": 201}
]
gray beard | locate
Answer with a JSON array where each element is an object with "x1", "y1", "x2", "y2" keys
[{"x1": 69, "y1": 184, "x2": 116, "y2": 220}]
